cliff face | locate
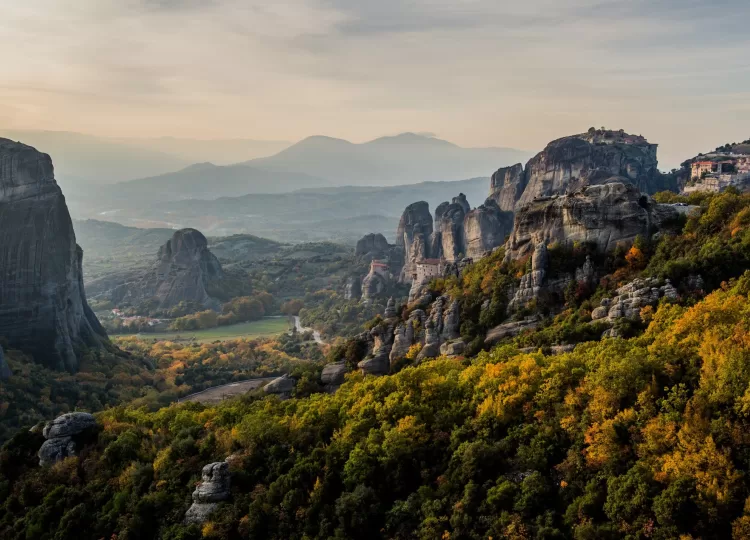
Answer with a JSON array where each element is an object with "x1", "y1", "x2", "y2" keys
[
  {"x1": 0, "y1": 138, "x2": 107, "y2": 371},
  {"x1": 489, "y1": 163, "x2": 526, "y2": 212},
  {"x1": 505, "y1": 180, "x2": 678, "y2": 260},
  {"x1": 119, "y1": 229, "x2": 225, "y2": 310},
  {"x1": 490, "y1": 129, "x2": 675, "y2": 213},
  {"x1": 464, "y1": 199, "x2": 513, "y2": 260}
]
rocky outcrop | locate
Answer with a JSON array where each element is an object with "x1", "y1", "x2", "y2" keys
[
  {"x1": 485, "y1": 317, "x2": 540, "y2": 344},
  {"x1": 438, "y1": 201, "x2": 468, "y2": 262},
  {"x1": 121, "y1": 229, "x2": 224, "y2": 310},
  {"x1": 263, "y1": 374, "x2": 296, "y2": 399},
  {"x1": 358, "y1": 321, "x2": 394, "y2": 375},
  {"x1": 321, "y1": 361, "x2": 347, "y2": 392},
  {"x1": 185, "y1": 462, "x2": 231, "y2": 524},
  {"x1": 384, "y1": 297, "x2": 398, "y2": 319},
  {"x1": 417, "y1": 319, "x2": 441, "y2": 361},
  {"x1": 440, "y1": 340, "x2": 466, "y2": 357},
  {"x1": 441, "y1": 299, "x2": 461, "y2": 341},
  {"x1": 38, "y1": 412, "x2": 97, "y2": 466},
  {"x1": 509, "y1": 242, "x2": 548, "y2": 311},
  {"x1": 517, "y1": 129, "x2": 665, "y2": 207},
  {"x1": 464, "y1": 199, "x2": 513, "y2": 260},
  {"x1": 355, "y1": 233, "x2": 391, "y2": 259},
  {"x1": 0, "y1": 345, "x2": 10, "y2": 381},
  {"x1": 505, "y1": 181, "x2": 678, "y2": 261},
  {"x1": 397, "y1": 202, "x2": 433, "y2": 282},
  {"x1": 490, "y1": 163, "x2": 527, "y2": 212},
  {"x1": 361, "y1": 271, "x2": 388, "y2": 303},
  {"x1": 0, "y1": 138, "x2": 108, "y2": 371},
  {"x1": 489, "y1": 129, "x2": 675, "y2": 215},
  {"x1": 344, "y1": 275, "x2": 362, "y2": 301},
  {"x1": 591, "y1": 277, "x2": 678, "y2": 322},
  {"x1": 389, "y1": 309, "x2": 426, "y2": 365}
]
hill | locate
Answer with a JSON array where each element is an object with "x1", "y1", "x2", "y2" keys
[
  {"x1": 105, "y1": 163, "x2": 331, "y2": 203},
  {"x1": 78, "y1": 177, "x2": 492, "y2": 244},
  {"x1": 247, "y1": 132, "x2": 530, "y2": 187}
]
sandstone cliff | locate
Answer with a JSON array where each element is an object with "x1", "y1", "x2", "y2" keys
[
  {"x1": 0, "y1": 138, "x2": 107, "y2": 371},
  {"x1": 489, "y1": 163, "x2": 526, "y2": 212},
  {"x1": 464, "y1": 199, "x2": 513, "y2": 260},
  {"x1": 505, "y1": 180, "x2": 678, "y2": 261}
]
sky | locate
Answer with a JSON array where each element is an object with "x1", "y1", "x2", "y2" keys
[{"x1": 1, "y1": 0, "x2": 749, "y2": 169}]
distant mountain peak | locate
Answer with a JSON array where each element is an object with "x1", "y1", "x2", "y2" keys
[{"x1": 367, "y1": 133, "x2": 457, "y2": 147}]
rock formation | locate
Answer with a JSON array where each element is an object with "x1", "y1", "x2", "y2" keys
[
  {"x1": 396, "y1": 202, "x2": 433, "y2": 282},
  {"x1": 321, "y1": 361, "x2": 347, "y2": 392},
  {"x1": 0, "y1": 345, "x2": 11, "y2": 381},
  {"x1": 38, "y1": 412, "x2": 97, "y2": 466},
  {"x1": 438, "y1": 201, "x2": 468, "y2": 262},
  {"x1": 489, "y1": 129, "x2": 676, "y2": 214},
  {"x1": 464, "y1": 199, "x2": 513, "y2": 260},
  {"x1": 505, "y1": 181, "x2": 678, "y2": 261},
  {"x1": 591, "y1": 277, "x2": 678, "y2": 323},
  {"x1": 389, "y1": 309, "x2": 425, "y2": 365},
  {"x1": 104, "y1": 228, "x2": 225, "y2": 311},
  {"x1": 185, "y1": 462, "x2": 231, "y2": 524},
  {"x1": 485, "y1": 318, "x2": 540, "y2": 345},
  {"x1": 0, "y1": 138, "x2": 108, "y2": 371},
  {"x1": 344, "y1": 275, "x2": 362, "y2": 301},
  {"x1": 489, "y1": 163, "x2": 527, "y2": 212},
  {"x1": 355, "y1": 233, "x2": 391, "y2": 259},
  {"x1": 417, "y1": 319, "x2": 441, "y2": 361},
  {"x1": 358, "y1": 321, "x2": 394, "y2": 375},
  {"x1": 509, "y1": 242, "x2": 548, "y2": 311},
  {"x1": 361, "y1": 271, "x2": 388, "y2": 303},
  {"x1": 384, "y1": 297, "x2": 398, "y2": 319},
  {"x1": 263, "y1": 374, "x2": 296, "y2": 399}
]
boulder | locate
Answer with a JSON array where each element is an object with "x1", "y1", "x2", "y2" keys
[
  {"x1": 0, "y1": 345, "x2": 11, "y2": 381},
  {"x1": 185, "y1": 462, "x2": 231, "y2": 524},
  {"x1": 440, "y1": 340, "x2": 466, "y2": 357},
  {"x1": 38, "y1": 437, "x2": 76, "y2": 467},
  {"x1": 321, "y1": 361, "x2": 347, "y2": 390},
  {"x1": 38, "y1": 412, "x2": 97, "y2": 466},
  {"x1": 505, "y1": 181, "x2": 678, "y2": 261},
  {"x1": 43, "y1": 412, "x2": 97, "y2": 439},
  {"x1": 0, "y1": 138, "x2": 108, "y2": 371},
  {"x1": 263, "y1": 374, "x2": 296, "y2": 398}
]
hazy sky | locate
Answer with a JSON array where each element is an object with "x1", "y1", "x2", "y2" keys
[{"x1": 1, "y1": 0, "x2": 749, "y2": 168}]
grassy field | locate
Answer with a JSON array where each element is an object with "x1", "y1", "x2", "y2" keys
[{"x1": 118, "y1": 317, "x2": 291, "y2": 343}]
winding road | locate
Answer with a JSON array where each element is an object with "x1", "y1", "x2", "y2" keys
[{"x1": 293, "y1": 316, "x2": 324, "y2": 344}]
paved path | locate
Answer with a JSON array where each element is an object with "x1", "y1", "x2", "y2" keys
[
  {"x1": 178, "y1": 377, "x2": 277, "y2": 404},
  {"x1": 293, "y1": 316, "x2": 324, "y2": 344}
]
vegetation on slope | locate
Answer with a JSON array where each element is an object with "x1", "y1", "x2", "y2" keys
[{"x1": 5, "y1": 277, "x2": 750, "y2": 538}]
